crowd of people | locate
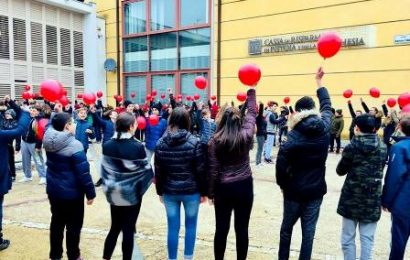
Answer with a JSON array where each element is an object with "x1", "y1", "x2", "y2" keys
[{"x1": 0, "y1": 67, "x2": 409, "y2": 260}]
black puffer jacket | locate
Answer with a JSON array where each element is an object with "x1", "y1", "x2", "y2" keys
[
  {"x1": 276, "y1": 87, "x2": 332, "y2": 202},
  {"x1": 155, "y1": 129, "x2": 206, "y2": 196}
]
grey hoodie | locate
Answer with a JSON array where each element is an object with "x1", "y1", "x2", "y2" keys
[{"x1": 43, "y1": 127, "x2": 83, "y2": 156}]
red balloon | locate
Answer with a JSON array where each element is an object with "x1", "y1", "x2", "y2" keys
[
  {"x1": 114, "y1": 94, "x2": 118, "y2": 99},
  {"x1": 82, "y1": 92, "x2": 96, "y2": 105},
  {"x1": 238, "y1": 64, "x2": 261, "y2": 86},
  {"x1": 343, "y1": 89, "x2": 353, "y2": 99},
  {"x1": 33, "y1": 93, "x2": 39, "y2": 99},
  {"x1": 22, "y1": 91, "x2": 31, "y2": 100},
  {"x1": 283, "y1": 97, "x2": 290, "y2": 104},
  {"x1": 151, "y1": 90, "x2": 157, "y2": 97},
  {"x1": 24, "y1": 85, "x2": 31, "y2": 91},
  {"x1": 62, "y1": 88, "x2": 68, "y2": 96},
  {"x1": 177, "y1": 97, "x2": 182, "y2": 102},
  {"x1": 387, "y1": 98, "x2": 397, "y2": 108},
  {"x1": 149, "y1": 114, "x2": 159, "y2": 126},
  {"x1": 369, "y1": 87, "x2": 380, "y2": 98},
  {"x1": 211, "y1": 95, "x2": 217, "y2": 101},
  {"x1": 317, "y1": 32, "x2": 342, "y2": 59},
  {"x1": 186, "y1": 96, "x2": 192, "y2": 101},
  {"x1": 195, "y1": 76, "x2": 207, "y2": 90},
  {"x1": 40, "y1": 80, "x2": 63, "y2": 102},
  {"x1": 194, "y1": 94, "x2": 200, "y2": 100},
  {"x1": 130, "y1": 92, "x2": 136, "y2": 98},
  {"x1": 137, "y1": 116, "x2": 146, "y2": 130},
  {"x1": 77, "y1": 93, "x2": 83, "y2": 99},
  {"x1": 59, "y1": 96, "x2": 69, "y2": 107},
  {"x1": 146, "y1": 94, "x2": 152, "y2": 101},
  {"x1": 160, "y1": 93, "x2": 166, "y2": 99},
  {"x1": 177, "y1": 94, "x2": 182, "y2": 99},
  {"x1": 398, "y1": 92, "x2": 410, "y2": 108},
  {"x1": 36, "y1": 118, "x2": 49, "y2": 141},
  {"x1": 96, "y1": 91, "x2": 103, "y2": 98},
  {"x1": 116, "y1": 95, "x2": 123, "y2": 102},
  {"x1": 237, "y1": 92, "x2": 247, "y2": 102},
  {"x1": 402, "y1": 104, "x2": 410, "y2": 113}
]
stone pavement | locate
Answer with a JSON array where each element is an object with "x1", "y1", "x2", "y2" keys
[{"x1": 0, "y1": 143, "x2": 409, "y2": 260}]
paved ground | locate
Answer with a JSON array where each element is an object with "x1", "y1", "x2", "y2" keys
[{"x1": 0, "y1": 143, "x2": 409, "y2": 260}]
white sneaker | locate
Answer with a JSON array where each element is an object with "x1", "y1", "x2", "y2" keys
[
  {"x1": 39, "y1": 177, "x2": 46, "y2": 185},
  {"x1": 18, "y1": 177, "x2": 33, "y2": 183}
]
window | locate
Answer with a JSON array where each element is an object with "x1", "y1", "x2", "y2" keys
[
  {"x1": 31, "y1": 22, "x2": 43, "y2": 63},
  {"x1": 126, "y1": 76, "x2": 147, "y2": 104},
  {"x1": 13, "y1": 18, "x2": 26, "y2": 61},
  {"x1": 124, "y1": 37, "x2": 148, "y2": 72},
  {"x1": 150, "y1": 0, "x2": 175, "y2": 31},
  {"x1": 181, "y1": 0, "x2": 208, "y2": 27},
  {"x1": 74, "y1": 70, "x2": 84, "y2": 86},
  {"x1": 181, "y1": 72, "x2": 208, "y2": 101},
  {"x1": 179, "y1": 28, "x2": 210, "y2": 70},
  {"x1": 151, "y1": 74, "x2": 175, "y2": 97},
  {"x1": 60, "y1": 28, "x2": 71, "y2": 66},
  {"x1": 124, "y1": 1, "x2": 146, "y2": 34},
  {"x1": 73, "y1": 31, "x2": 84, "y2": 68},
  {"x1": 46, "y1": 25, "x2": 57, "y2": 65},
  {"x1": 0, "y1": 16, "x2": 9, "y2": 60},
  {"x1": 150, "y1": 32, "x2": 177, "y2": 71}
]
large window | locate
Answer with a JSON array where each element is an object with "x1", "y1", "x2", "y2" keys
[
  {"x1": 150, "y1": 0, "x2": 175, "y2": 31},
  {"x1": 124, "y1": 1, "x2": 146, "y2": 34},
  {"x1": 124, "y1": 37, "x2": 148, "y2": 72},
  {"x1": 126, "y1": 76, "x2": 147, "y2": 104},
  {"x1": 181, "y1": 72, "x2": 208, "y2": 102},
  {"x1": 151, "y1": 74, "x2": 175, "y2": 97},
  {"x1": 181, "y1": 0, "x2": 208, "y2": 27},
  {"x1": 179, "y1": 28, "x2": 210, "y2": 70},
  {"x1": 150, "y1": 33, "x2": 177, "y2": 71}
]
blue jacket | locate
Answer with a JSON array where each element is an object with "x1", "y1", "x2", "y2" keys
[
  {"x1": 145, "y1": 118, "x2": 167, "y2": 150},
  {"x1": 75, "y1": 119, "x2": 94, "y2": 150},
  {"x1": 92, "y1": 113, "x2": 115, "y2": 144},
  {"x1": 0, "y1": 111, "x2": 30, "y2": 195},
  {"x1": 382, "y1": 137, "x2": 410, "y2": 217},
  {"x1": 43, "y1": 127, "x2": 96, "y2": 200}
]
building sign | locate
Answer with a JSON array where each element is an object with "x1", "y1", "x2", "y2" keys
[
  {"x1": 249, "y1": 25, "x2": 376, "y2": 55},
  {"x1": 394, "y1": 34, "x2": 410, "y2": 45}
]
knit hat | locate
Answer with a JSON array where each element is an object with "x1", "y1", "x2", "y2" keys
[
  {"x1": 295, "y1": 96, "x2": 315, "y2": 112},
  {"x1": 5, "y1": 109, "x2": 16, "y2": 119},
  {"x1": 355, "y1": 114, "x2": 376, "y2": 133}
]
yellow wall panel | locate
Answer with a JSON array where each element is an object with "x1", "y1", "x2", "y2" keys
[
  {"x1": 94, "y1": 0, "x2": 116, "y2": 12},
  {"x1": 220, "y1": 45, "x2": 410, "y2": 77},
  {"x1": 221, "y1": 1, "x2": 410, "y2": 40}
]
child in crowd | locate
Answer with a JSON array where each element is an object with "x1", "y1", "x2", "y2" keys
[
  {"x1": 255, "y1": 102, "x2": 267, "y2": 167},
  {"x1": 336, "y1": 114, "x2": 387, "y2": 259},
  {"x1": 75, "y1": 107, "x2": 95, "y2": 154},
  {"x1": 3, "y1": 109, "x2": 21, "y2": 182},
  {"x1": 330, "y1": 109, "x2": 344, "y2": 154},
  {"x1": 198, "y1": 108, "x2": 216, "y2": 151}
]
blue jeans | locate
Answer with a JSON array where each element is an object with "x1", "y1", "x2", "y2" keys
[
  {"x1": 264, "y1": 133, "x2": 275, "y2": 160},
  {"x1": 163, "y1": 193, "x2": 200, "y2": 260},
  {"x1": 256, "y1": 136, "x2": 265, "y2": 165},
  {"x1": 21, "y1": 141, "x2": 46, "y2": 178},
  {"x1": 341, "y1": 218, "x2": 377, "y2": 260},
  {"x1": 278, "y1": 198, "x2": 323, "y2": 260}
]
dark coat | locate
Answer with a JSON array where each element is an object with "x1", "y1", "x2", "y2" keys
[
  {"x1": 336, "y1": 134, "x2": 387, "y2": 223},
  {"x1": 0, "y1": 111, "x2": 30, "y2": 195},
  {"x1": 43, "y1": 127, "x2": 96, "y2": 201},
  {"x1": 276, "y1": 87, "x2": 332, "y2": 202},
  {"x1": 75, "y1": 119, "x2": 94, "y2": 150},
  {"x1": 208, "y1": 89, "x2": 257, "y2": 199},
  {"x1": 22, "y1": 117, "x2": 43, "y2": 149},
  {"x1": 382, "y1": 137, "x2": 410, "y2": 217},
  {"x1": 155, "y1": 130, "x2": 206, "y2": 196},
  {"x1": 198, "y1": 117, "x2": 216, "y2": 145},
  {"x1": 92, "y1": 113, "x2": 115, "y2": 143},
  {"x1": 145, "y1": 118, "x2": 167, "y2": 151}
]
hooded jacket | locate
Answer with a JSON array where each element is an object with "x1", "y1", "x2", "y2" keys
[
  {"x1": 75, "y1": 119, "x2": 95, "y2": 150},
  {"x1": 92, "y1": 112, "x2": 115, "y2": 144},
  {"x1": 0, "y1": 111, "x2": 30, "y2": 195},
  {"x1": 382, "y1": 137, "x2": 410, "y2": 217},
  {"x1": 43, "y1": 127, "x2": 96, "y2": 200},
  {"x1": 155, "y1": 129, "x2": 206, "y2": 196},
  {"x1": 276, "y1": 87, "x2": 332, "y2": 202},
  {"x1": 336, "y1": 134, "x2": 387, "y2": 223},
  {"x1": 331, "y1": 115, "x2": 344, "y2": 136},
  {"x1": 145, "y1": 118, "x2": 167, "y2": 151}
]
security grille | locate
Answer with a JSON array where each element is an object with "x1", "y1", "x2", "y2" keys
[
  {"x1": 74, "y1": 70, "x2": 84, "y2": 86},
  {"x1": 46, "y1": 25, "x2": 58, "y2": 65},
  {"x1": 60, "y1": 28, "x2": 71, "y2": 66},
  {"x1": 0, "y1": 15, "x2": 9, "y2": 60},
  {"x1": 73, "y1": 31, "x2": 83, "y2": 68},
  {"x1": 13, "y1": 18, "x2": 27, "y2": 61},
  {"x1": 31, "y1": 22, "x2": 43, "y2": 63}
]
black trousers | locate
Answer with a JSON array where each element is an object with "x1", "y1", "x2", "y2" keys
[
  {"x1": 214, "y1": 178, "x2": 254, "y2": 260},
  {"x1": 329, "y1": 134, "x2": 341, "y2": 152},
  {"x1": 49, "y1": 198, "x2": 84, "y2": 260},
  {"x1": 7, "y1": 144, "x2": 16, "y2": 178},
  {"x1": 103, "y1": 202, "x2": 142, "y2": 260}
]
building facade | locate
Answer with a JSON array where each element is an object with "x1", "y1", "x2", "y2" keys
[{"x1": 0, "y1": 0, "x2": 105, "y2": 101}]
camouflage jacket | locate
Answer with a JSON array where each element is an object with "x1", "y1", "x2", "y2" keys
[{"x1": 336, "y1": 134, "x2": 387, "y2": 223}]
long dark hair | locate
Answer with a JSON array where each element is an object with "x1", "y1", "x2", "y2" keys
[
  {"x1": 168, "y1": 107, "x2": 191, "y2": 131},
  {"x1": 214, "y1": 106, "x2": 249, "y2": 158},
  {"x1": 115, "y1": 112, "x2": 135, "y2": 140}
]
